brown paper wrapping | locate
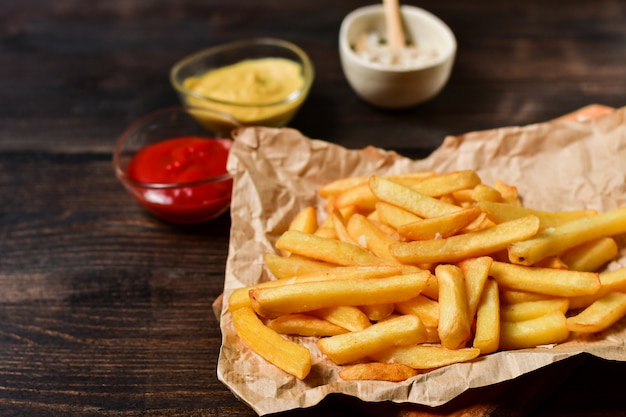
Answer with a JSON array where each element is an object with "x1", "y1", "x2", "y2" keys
[{"x1": 216, "y1": 105, "x2": 626, "y2": 416}]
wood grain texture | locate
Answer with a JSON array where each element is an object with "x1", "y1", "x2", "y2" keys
[{"x1": 1, "y1": 0, "x2": 625, "y2": 415}]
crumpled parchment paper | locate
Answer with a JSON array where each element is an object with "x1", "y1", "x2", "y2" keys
[{"x1": 216, "y1": 105, "x2": 626, "y2": 416}]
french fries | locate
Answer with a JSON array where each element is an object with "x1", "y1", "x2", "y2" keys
[
  {"x1": 339, "y1": 362, "x2": 419, "y2": 381},
  {"x1": 231, "y1": 306, "x2": 311, "y2": 380},
  {"x1": 228, "y1": 169, "x2": 626, "y2": 381},
  {"x1": 436, "y1": 265, "x2": 472, "y2": 349},
  {"x1": 317, "y1": 314, "x2": 427, "y2": 364}
]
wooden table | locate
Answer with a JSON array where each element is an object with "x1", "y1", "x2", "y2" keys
[{"x1": 1, "y1": 0, "x2": 625, "y2": 416}]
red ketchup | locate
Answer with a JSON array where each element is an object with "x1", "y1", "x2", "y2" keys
[{"x1": 126, "y1": 136, "x2": 233, "y2": 223}]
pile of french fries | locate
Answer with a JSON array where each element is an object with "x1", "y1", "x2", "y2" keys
[{"x1": 228, "y1": 170, "x2": 626, "y2": 382}]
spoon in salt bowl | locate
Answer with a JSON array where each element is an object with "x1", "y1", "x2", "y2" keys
[
  {"x1": 383, "y1": 0, "x2": 406, "y2": 50},
  {"x1": 353, "y1": 0, "x2": 439, "y2": 68}
]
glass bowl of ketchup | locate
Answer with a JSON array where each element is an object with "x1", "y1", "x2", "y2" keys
[{"x1": 113, "y1": 106, "x2": 240, "y2": 224}]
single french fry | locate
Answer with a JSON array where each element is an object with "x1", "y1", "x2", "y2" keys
[
  {"x1": 319, "y1": 171, "x2": 436, "y2": 199},
  {"x1": 372, "y1": 345, "x2": 481, "y2": 370},
  {"x1": 566, "y1": 292, "x2": 626, "y2": 333},
  {"x1": 407, "y1": 170, "x2": 482, "y2": 197},
  {"x1": 264, "y1": 253, "x2": 336, "y2": 279},
  {"x1": 288, "y1": 206, "x2": 318, "y2": 234},
  {"x1": 333, "y1": 182, "x2": 378, "y2": 212},
  {"x1": 369, "y1": 176, "x2": 461, "y2": 218},
  {"x1": 478, "y1": 200, "x2": 597, "y2": 230},
  {"x1": 250, "y1": 271, "x2": 431, "y2": 318},
  {"x1": 469, "y1": 183, "x2": 505, "y2": 203},
  {"x1": 375, "y1": 201, "x2": 422, "y2": 230},
  {"x1": 346, "y1": 213, "x2": 397, "y2": 260},
  {"x1": 561, "y1": 237, "x2": 619, "y2": 272},
  {"x1": 473, "y1": 279, "x2": 500, "y2": 354},
  {"x1": 461, "y1": 212, "x2": 493, "y2": 233},
  {"x1": 231, "y1": 306, "x2": 311, "y2": 380},
  {"x1": 508, "y1": 207, "x2": 626, "y2": 266},
  {"x1": 493, "y1": 179, "x2": 521, "y2": 205},
  {"x1": 458, "y1": 256, "x2": 493, "y2": 321},
  {"x1": 371, "y1": 219, "x2": 407, "y2": 241},
  {"x1": 398, "y1": 206, "x2": 483, "y2": 241},
  {"x1": 532, "y1": 256, "x2": 569, "y2": 270},
  {"x1": 267, "y1": 314, "x2": 348, "y2": 336},
  {"x1": 229, "y1": 264, "x2": 404, "y2": 311},
  {"x1": 395, "y1": 294, "x2": 439, "y2": 328},
  {"x1": 499, "y1": 310, "x2": 570, "y2": 350},
  {"x1": 320, "y1": 176, "x2": 369, "y2": 198},
  {"x1": 338, "y1": 362, "x2": 419, "y2": 382},
  {"x1": 317, "y1": 315, "x2": 427, "y2": 365},
  {"x1": 490, "y1": 261, "x2": 601, "y2": 297},
  {"x1": 436, "y1": 264, "x2": 472, "y2": 349},
  {"x1": 569, "y1": 267, "x2": 626, "y2": 309},
  {"x1": 276, "y1": 230, "x2": 395, "y2": 267},
  {"x1": 390, "y1": 215, "x2": 540, "y2": 265},
  {"x1": 310, "y1": 305, "x2": 372, "y2": 332},
  {"x1": 331, "y1": 208, "x2": 358, "y2": 244},
  {"x1": 499, "y1": 289, "x2": 553, "y2": 305},
  {"x1": 500, "y1": 298, "x2": 570, "y2": 322},
  {"x1": 360, "y1": 303, "x2": 395, "y2": 322}
]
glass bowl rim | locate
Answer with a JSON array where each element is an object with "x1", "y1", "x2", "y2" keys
[
  {"x1": 113, "y1": 106, "x2": 235, "y2": 190},
  {"x1": 169, "y1": 37, "x2": 315, "y2": 108}
]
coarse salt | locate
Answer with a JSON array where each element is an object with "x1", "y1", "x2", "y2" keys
[{"x1": 353, "y1": 31, "x2": 439, "y2": 68}]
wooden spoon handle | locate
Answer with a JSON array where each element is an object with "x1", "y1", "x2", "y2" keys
[{"x1": 383, "y1": 0, "x2": 405, "y2": 48}]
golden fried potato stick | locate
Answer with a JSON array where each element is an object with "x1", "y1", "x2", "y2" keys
[
  {"x1": 499, "y1": 311, "x2": 570, "y2": 350},
  {"x1": 395, "y1": 294, "x2": 439, "y2": 328},
  {"x1": 338, "y1": 362, "x2": 419, "y2": 382},
  {"x1": 490, "y1": 261, "x2": 600, "y2": 297},
  {"x1": 454, "y1": 184, "x2": 504, "y2": 204},
  {"x1": 458, "y1": 256, "x2": 493, "y2": 322},
  {"x1": 508, "y1": 206, "x2": 626, "y2": 266},
  {"x1": 229, "y1": 264, "x2": 403, "y2": 311},
  {"x1": 330, "y1": 208, "x2": 358, "y2": 244},
  {"x1": 267, "y1": 314, "x2": 349, "y2": 337},
  {"x1": 369, "y1": 176, "x2": 461, "y2": 218},
  {"x1": 288, "y1": 206, "x2": 318, "y2": 234},
  {"x1": 275, "y1": 230, "x2": 395, "y2": 266},
  {"x1": 436, "y1": 264, "x2": 472, "y2": 349},
  {"x1": 473, "y1": 279, "x2": 500, "y2": 354},
  {"x1": 500, "y1": 299, "x2": 570, "y2": 322},
  {"x1": 390, "y1": 215, "x2": 540, "y2": 265},
  {"x1": 478, "y1": 200, "x2": 597, "y2": 230},
  {"x1": 359, "y1": 303, "x2": 395, "y2": 322},
  {"x1": 407, "y1": 170, "x2": 482, "y2": 197},
  {"x1": 317, "y1": 314, "x2": 426, "y2": 365},
  {"x1": 561, "y1": 237, "x2": 619, "y2": 272},
  {"x1": 346, "y1": 213, "x2": 398, "y2": 261},
  {"x1": 569, "y1": 267, "x2": 626, "y2": 309},
  {"x1": 264, "y1": 253, "x2": 336, "y2": 280},
  {"x1": 566, "y1": 292, "x2": 626, "y2": 333},
  {"x1": 250, "y1": 271, "x2": 431, "y2": 318},
  {"x1": 231, "y1": 306, "x2": 311, "y2": 380},
  {"x1": 371, "y1": 345, "x2": 481, "y2": 370},
  {"x1": 375, "y1": 201, "x2": 421, "y2": 229},
  {"x1": 319, "y1": 176, "x2": 370, "y2": 198},
  {"x1": 333, "y1": 182, "x2": 378, "y2": 212},
  {"x1": 319, "y1": 171, "x2": 435, "y2": 198},
  {"x1": 398, "y1": 206, "x2": 482, "y2": 241},
  {"x1": 532, "y1": 256, "x2": 569, "y2": 270},
  {"x1": 499, "y1": 289, "x2": 553, "y2": 305},
  {"x1": 310, "y1": 305, "x2": 372, "y2": 332},
  {"x1": 493, "y1": 179, "x2": 521, "y2": 205}
]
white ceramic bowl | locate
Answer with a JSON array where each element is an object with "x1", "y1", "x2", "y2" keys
[{"x1": 339, "y1": 4, "x2": 456, "y2": 109}]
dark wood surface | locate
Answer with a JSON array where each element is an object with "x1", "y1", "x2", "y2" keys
[{"x1": 1, "y1": 0, "x2": 625, "y2": 416}]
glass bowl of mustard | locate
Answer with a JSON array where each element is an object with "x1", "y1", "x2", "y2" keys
[{"x1": 170, "y1": 38, "x2": 315, "y2": 129}]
